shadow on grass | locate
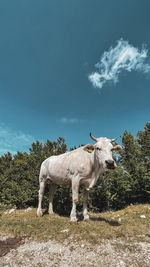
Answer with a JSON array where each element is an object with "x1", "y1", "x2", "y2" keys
[
  {"x1": 42, "y1": 210, "x2": 69, "y2": 219},
  {"x1": 42, "y1": 210, "x2": 120, "y2": 226},
  {"x1": 43, "y1": 209, "x2": 49, "y2": 215},
  {"x1": 90, "y1": 216, "x2": 121, "y2": 226}
]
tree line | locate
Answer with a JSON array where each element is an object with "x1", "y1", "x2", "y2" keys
[{"x1": 0, "y1": 123, "x2": 150, "y2": 215}]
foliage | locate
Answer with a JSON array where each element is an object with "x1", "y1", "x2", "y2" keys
[
  {"x1": 0, "y1": 123, "x2": 150, "y2": 214},
  {"x1": 90, "y1": 168, "x2": 132, "y2": 212}
]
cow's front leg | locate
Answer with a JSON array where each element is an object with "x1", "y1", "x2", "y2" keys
[
  {"x1": 83, "y1": 188, "x2": 90, "y2": 221},
  {"x1": 70, "y1": 176, "x2": 80, "y2": 222},
  {"x1": 48, "y1": 183, "x2": 57, "y2": 215}
]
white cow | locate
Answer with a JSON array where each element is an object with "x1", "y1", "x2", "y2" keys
[{"x1": 37, "y1": 133, "x2": 122, "y2": 222}]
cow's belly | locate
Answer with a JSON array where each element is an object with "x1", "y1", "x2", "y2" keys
[
  {"x1": 47, "y1": 174, "x2": 71, "y2": 186},
  {"x1": 48, "y1": 174, "x2": 92, "y2": 187},
  {"x1": 47, "y1": 164, "x2": 71, "y2": 185}
]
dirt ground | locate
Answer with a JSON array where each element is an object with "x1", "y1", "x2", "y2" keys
[
  {"x1": 0, "y1": 233, "x2": 150, "y2": 267},
  {"x1": 0, "y1": 236, "x2": 22, "y2": 257}
]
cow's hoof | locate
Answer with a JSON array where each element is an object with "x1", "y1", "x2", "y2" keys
[
  {"x1": 37, "y1": 209, "x2": 43, "y2": 217},
  {"x1": 84, "y1": 215, "x2": 90, "y2": 221},
  {"x1": 48, "y1": 212, "x2": 56, "y2": 216},
  {"x1": 70, "y1": 217, "x2": 78, "y2": 224}
]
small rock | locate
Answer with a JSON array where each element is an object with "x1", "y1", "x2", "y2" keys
[
  {"x1": 60, "y1": 229, "x2": 69, "y2": 233},
  {"x1": 81, "y1": 244, "x2": 85, "y2": 248},
  {"x1": 8, "y1": 209, "x2": 16, "y2": 214},
  {"x1": 9, "y1": 209, "x2": 16, "y2": 214},
  {"x1": 120, "y1": 260, "x2": 125, "y2": 266},
  {"x1": 25, "y1": 207, "x2": 32, "y2": 212},
  {"x1": 118, "y1": 218, "x2": 122, "y2": 222},
  {"x1": 140, "y1": 215, "x2": 146, "y2": 219}
]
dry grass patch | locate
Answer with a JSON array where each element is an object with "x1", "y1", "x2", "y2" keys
[{"x1": 0, "y1": 204, "x2": 150, "y2": 244}]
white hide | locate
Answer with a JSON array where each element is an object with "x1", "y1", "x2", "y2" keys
[{"x1": 37, "y1": 137, "x2": 122, "y2": 222}]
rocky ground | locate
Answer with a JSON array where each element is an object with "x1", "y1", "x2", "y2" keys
[{"x1": 0, "y1": 233, "x2": 150, "y2": 267}]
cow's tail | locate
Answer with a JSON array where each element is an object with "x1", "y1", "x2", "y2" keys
[{"x1": 39, "y1": 163, "x2": 47, "y2": 183}]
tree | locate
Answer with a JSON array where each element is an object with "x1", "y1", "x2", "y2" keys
[
  {"x1": 120, "y1": 130, "x2": 140, "y2": 174},
  {"x1": 137, "y1": 122, "x2": 150, "y2": 172},
  {"x1": 0, "y1": 138, "x2": 68, "y2": 209},
  {"x1": 119, "y1": 127, "x2": 150, "y2": 204}
]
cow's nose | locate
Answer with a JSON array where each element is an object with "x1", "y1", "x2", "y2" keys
[{"x1": 105, "y1": 160, "x2": 114, "y2": 168}]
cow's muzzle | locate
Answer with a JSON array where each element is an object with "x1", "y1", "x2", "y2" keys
[{"x1": 105, "y1": 160, "x2": 115, "y2": 169}]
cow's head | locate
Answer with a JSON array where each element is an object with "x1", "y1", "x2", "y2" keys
[{"x1": 85, "y1": 133, "x2": 122, "y2": 170}]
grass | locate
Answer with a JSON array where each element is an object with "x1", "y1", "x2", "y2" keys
[{"x1": 0, "y1": 204, "x2": 150, "y2": 244}]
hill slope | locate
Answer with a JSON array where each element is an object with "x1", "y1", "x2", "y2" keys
[{"x1": 0, "y1": 204, "x2": 150, "y2": 266}]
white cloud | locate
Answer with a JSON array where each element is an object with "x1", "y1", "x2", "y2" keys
[
  {"x1": 0, "y1": 124, "x2": 35, "y2": 155},
  {"x1": 89, "y1": 39, "x2": 150, "y2": 89},
  {"x1": 60, "y1": 117, "x2": 80, "y2": 124}
]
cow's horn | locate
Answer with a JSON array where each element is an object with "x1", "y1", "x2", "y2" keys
[
  {"x1": 89, "y1": 132, "x2": 97, "y2": 142},
  {"x1": 111, "y1": 138, "x2": 117, "y2": 143}
]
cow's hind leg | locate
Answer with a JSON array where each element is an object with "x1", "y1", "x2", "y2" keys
[
  {"x1": 37, "y1": 179, "x2": 46, "y2": 217},
  {"x1": 83, "y1": 188, "x2": 90, "y2": 221},
  {"x1": 70, "y1": 176, "x2": 80, "y2": 223},
  {"x1": 48, "y1": 183, "x2": 57, "y2": 215}
]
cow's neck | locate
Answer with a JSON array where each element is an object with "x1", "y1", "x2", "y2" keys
[{"x1": 88, "y1": 153, "x2": 104, "y2": 189}]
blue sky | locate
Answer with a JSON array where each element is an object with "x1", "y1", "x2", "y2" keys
[{"x1": 0, "y1": 0, "x2": 150, "y2": 155}]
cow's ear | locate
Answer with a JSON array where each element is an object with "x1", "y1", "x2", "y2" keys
[
  {"x1": 84, "y1": 144, "x2": 95, "y2": 153},
  {"x1": 112, "y1": 145, "x2": 122, "y2": 153}
]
